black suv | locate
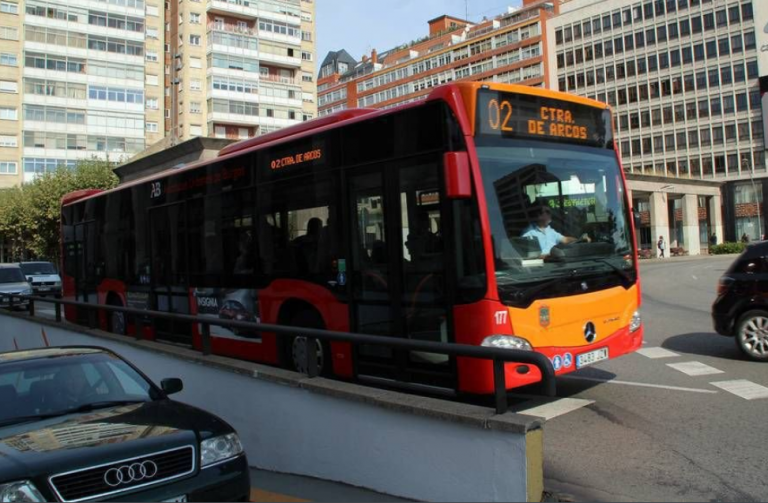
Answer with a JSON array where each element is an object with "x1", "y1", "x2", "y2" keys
[
  {"x1": 0, "y1": 347, "x2": 250, "y2": 502},
  {"x1": 713, "y1": 242, "x2": 768, "y2": 362}
]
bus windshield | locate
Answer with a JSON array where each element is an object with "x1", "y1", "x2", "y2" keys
[{"x1": 476, "y1": 138, "x2": 635, "y2": 305}]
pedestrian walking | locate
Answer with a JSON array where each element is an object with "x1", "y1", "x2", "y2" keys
[{"x1": 657, "y1": 236, "x2": 666, "y2": 258}]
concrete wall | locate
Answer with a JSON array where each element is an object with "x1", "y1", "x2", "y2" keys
[{"x1": 0, "y1": 312, "x2": 544, "y2": 502}]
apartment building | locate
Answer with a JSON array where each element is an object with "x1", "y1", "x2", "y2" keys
[
  {"x1": 0, "y1": 0, "x2": 165, "y2": 187},
  {"x1": 167, "y1": 0, "x2": 315, "y2": 142},
  {"x1": 548, "y1": 0, "x2": 768, "y2": 250},
  {"x1": 317, "y1": 0, "x2": 556, "y2": 116}
]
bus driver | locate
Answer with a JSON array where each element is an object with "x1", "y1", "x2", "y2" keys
[{"x1": 522, "y1": 205, "x2": 590, "y2": 256}]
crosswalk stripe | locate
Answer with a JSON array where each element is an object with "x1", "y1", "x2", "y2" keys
[
  {"x1": 636, "y1": 347, "x2": 679, "y2": 359},
  {"x1": 710, "y1": 380, "x2": 768, "y2": 400},
  {"x1": 515, "y1": 398, "x2": 594, "y2": 420},
  {"x1": 667, "y1": 361, "x2": 725, "y2": 377}
]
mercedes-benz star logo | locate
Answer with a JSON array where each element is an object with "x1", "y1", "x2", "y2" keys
[
  {"x1": 584, "y1": 322, "x2": 597, "y2": 343},
  {"x1": 104, "y1": 461, "x2": 159, "y2": 487}
]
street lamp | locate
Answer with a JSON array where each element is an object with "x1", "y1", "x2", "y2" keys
[{"x1": 743, "y1": 158, "x2": 762, "y2": 241}]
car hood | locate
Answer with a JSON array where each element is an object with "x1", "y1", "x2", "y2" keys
[
  {"x1": 0, "y1": 400, "x2": 230, "y2": 483},
  {"x1": 0, "y1": 281, "x2": 30, "y2": 294}
]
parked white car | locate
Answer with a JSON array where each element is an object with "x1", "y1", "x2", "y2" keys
[{"x1": 19, "y1": 262, "x2": 62, "y2": 297}]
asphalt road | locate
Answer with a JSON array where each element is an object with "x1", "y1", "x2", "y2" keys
[
  {"x1": 23, "y1": 259, "x2": 768, "y2": 501},
  {"x1": 540, "y1": 255, "x2": 768, "y2": 502}
]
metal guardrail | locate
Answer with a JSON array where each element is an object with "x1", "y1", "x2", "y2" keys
[{"x1": 1, "y1": 293, "x2": 556, "y2": 414}]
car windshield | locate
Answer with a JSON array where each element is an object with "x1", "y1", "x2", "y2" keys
[
  {"x1": 0, "y1": 268, "x2": 25, "y2": 284},
  {"x1": 477, "y1": 138, "x2": 635, "y2": 305},
  {"x1": 19, "y1": 262, "x2": 57, "y2": 275},
  {"x1": 0, "y1": 352, "x2": 154, "y2": 426}
]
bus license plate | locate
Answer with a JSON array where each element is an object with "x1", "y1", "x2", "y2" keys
[{"x1": 576, "y1": 348, "x2": 609, "y2": 369}]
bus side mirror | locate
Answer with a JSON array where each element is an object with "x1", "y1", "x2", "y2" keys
[{"x1": 444, "y1": 152, "x2": 472, "y2": 199}]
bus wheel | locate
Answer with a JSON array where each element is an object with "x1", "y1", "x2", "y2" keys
[
  {"x1": 287, "y1": 310, "x2": 331, "y2": 377},
  {"x1": 108, "y1": 297, "x2": 127, "y2": 335}
]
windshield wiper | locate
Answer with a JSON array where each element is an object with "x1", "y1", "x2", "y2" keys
[
  {"x1": 0, "y1": 401, "x2": 146, "y2": 427},
  {"x1": 501, "y1": 269, "x2": 580, "y2": 302},
  {"x1": 70, "y1": 400, "x2": 147, "y2": 413},
  {"x1": 589, "y1": 258, "x2": 634, "y2": 284}
]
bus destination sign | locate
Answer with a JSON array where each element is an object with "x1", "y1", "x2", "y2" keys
[
  {"x1": 270, "y1": 147, "x2": 323, "y2": 171},
  {"x1": 476, "y1": 89, "x2": 612, "y2": 147}
]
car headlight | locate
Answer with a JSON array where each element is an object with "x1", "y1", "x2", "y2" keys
[
  {"x1": 630, "y1": 311, "x2": 642, "y2": 333},
  {"x1": 0, "y1": 481, "x2": 45, "y2": 502},
  {"x1": 481, "y1": 335, "x2": 533, "y2": 351},
  {"x1": 21, "y1": 289, "x2": 33, "y2": 296},
  {"x1": 200, "y1": 433, "x2": 243, "y2": 468}
]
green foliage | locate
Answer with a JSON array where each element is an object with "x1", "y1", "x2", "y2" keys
[
  {"x1": 0, "y1": 157, "x2": 118, "y2": 262},
  {"x1": 709, "y1": 242, "x2": 747, "y2": 255}
]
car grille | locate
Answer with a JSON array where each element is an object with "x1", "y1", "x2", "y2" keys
[
  {"x1": 49, "y1": 446, "x2": 195, "y2": 502},
  {"x1": 34, "y1": 281, "x2": 57, "y2": 286}
]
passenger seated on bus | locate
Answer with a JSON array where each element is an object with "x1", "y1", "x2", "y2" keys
[
  {"x1": 292, "y1": 218, "x2": 322, "y2": 275},
  {"x1": 233, "y1": 234, "x2": 256, "y2": 275}
]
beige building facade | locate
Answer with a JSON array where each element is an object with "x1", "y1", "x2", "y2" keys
[
  {"x1": 0, "y1": 0, "x2": 315, "y2": 188},
  {"x1": 168, "y1": 0, "x2": 315, "y2": 143},
  {"x1": 0, "y1": 0, "x2": 165, "y2": 188}
]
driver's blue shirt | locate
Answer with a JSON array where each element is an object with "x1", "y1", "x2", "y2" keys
[{"x1": 521, "y1": 225, "x2": 564, "y2": 255}]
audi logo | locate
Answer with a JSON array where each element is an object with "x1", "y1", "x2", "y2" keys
[{"x1": 104, "y1": 461, "x2": 159, "y2": 487}]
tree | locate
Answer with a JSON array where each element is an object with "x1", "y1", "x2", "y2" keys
[{"x1": 0, "y1": 157, "x2": 118, "y2": 263}]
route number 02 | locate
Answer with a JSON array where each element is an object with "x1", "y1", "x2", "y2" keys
[{"x1": 487, "y1": 99, "x2": 514, "y2": 132}]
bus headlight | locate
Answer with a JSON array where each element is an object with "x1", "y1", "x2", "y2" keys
[
  {"x1": 630, "y1": 311, "x2": 642, "y2": 333},
  {"x1": 481, "y1": 335, "x2": 532, "y2": 351}
]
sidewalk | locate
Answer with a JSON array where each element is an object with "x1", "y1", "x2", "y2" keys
[{"x1": 249, "y1": 468, "x2": 409, "y2": 502}]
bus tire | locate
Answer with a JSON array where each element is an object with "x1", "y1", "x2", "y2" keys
[
  {"x1": 285, "y1": 309, "x2": 332, "y2": 377},
  {"x1": 107, "y1": 295, "x2": 127, "y2": 336}
]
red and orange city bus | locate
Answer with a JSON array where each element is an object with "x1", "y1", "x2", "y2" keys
[{"x1": 61, "y1": 82, "x2": 643, "y2": 395}]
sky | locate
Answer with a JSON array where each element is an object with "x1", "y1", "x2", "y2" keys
[{"x1": 316, "y1": 0, "x2": 523, "y2": 65}]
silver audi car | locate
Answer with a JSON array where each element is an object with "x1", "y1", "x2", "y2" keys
[{"x1": 0, "y1": 264, "x2": 32, "y2": 310}]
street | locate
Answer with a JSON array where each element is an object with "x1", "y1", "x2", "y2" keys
[
  {"x1": 20, "y1": 256, "x2": 768, "y2": 502},
  {"x1": 538, "y1": 256, "x2": 767, "y2": 502}
]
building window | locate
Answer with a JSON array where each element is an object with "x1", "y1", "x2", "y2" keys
[
  {"x1": 190, "y1": 57, "x2": 202, "y2": 69},
  {"x1": 0, "y1": 1, "x2": 18, "y2": 14},
  {"x1": 146, "y1": 4, "x2": 159, "y2": 16},
  {"x1": 0, "y1": 26, "x2": 18, "y2": 40},
  {"x1": 146, "y1": 50, "x2": 159, "y2": 62},
  {"x1": 190, "y1": 34, "x2": 201, "y2": 46},
  {"x1": 146, "y1": 74, "x2": 158, "y2": 86},
  {"x1": 0, "y1": 135, "x2": 16, "y2": 147},
  {"x1": 146, "y1": 98, "x2": 158, "y2": 109},
  {"x1": 0, "y1": 53, "x2": 16, "y2": 66},
  {"x1": 146, "y1": 27, "x2": 158, "y2": 38},
  {"x1": 302, "y1": 73, "x2": 313, "y2": 82},
  {"x1": 190, "y1": 12, "x2": 200, "y2": 23},
  {"x1": 301, "y1": 51, "x2": 313, "y2": 61},
  {"x1": 190, "y1": 124, "x2": 203, "y2": 136},
  {"x1": 0, "y1": 161, "x2": 17, "y2": 174},
  {"x1": 190, "y1": 101, "x2": 201, "y2": 113},
  {"x1": 0, "y1": 107, "x2": 17, "y2": 120},
  {"x1": 190, "y1": 79, "x2": 202, "y2": 91},
  {"x1": 0, "y1": 80, "x2": 17, "y2": 93},
  {"x1": 146, "y1": 122, "x2": 158, "y2": 132}
]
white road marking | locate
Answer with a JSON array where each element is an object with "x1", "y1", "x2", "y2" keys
[
  {"x1": 692, "y1": 275, "x2": 698, "y2": 280},
  {"x1": 667, "y1": 361, "x2": 725, "y2": 377},
  {"x1": 562, "y1": 376, "x2": 718, "y2": 394},
  {"x1": 710, "y1": 380, "x2": 768, "y2": 400},
  {"x1": 515, "y1": 398, "x2": 594, "y2": 420},
  {"x1": 636, "y1": 347, "x2": 679, "y2": 359}
]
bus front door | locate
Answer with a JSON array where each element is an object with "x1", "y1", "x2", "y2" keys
[
  {"x1": 349, "y1": 157, "x2": 455, "y2": 390},
  {"x1": 148, "y1": 202, "x2": 192, "y2": 345}
]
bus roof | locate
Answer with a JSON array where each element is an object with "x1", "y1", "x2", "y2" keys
[
  {"x1": 61, "y1": 82, "x2": 610, "y2": 207},
  {"x1": 218, "y1": 108, "x2": 380, "y2": 157}
]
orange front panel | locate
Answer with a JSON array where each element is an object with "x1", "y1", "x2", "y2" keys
[{"x1": 510, "y1": 285, "x2": 640, "y2": 350}]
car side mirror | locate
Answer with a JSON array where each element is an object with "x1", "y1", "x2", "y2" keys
[{"x1": 161, "y1": 378, "x2": 184, "y2": 395}]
